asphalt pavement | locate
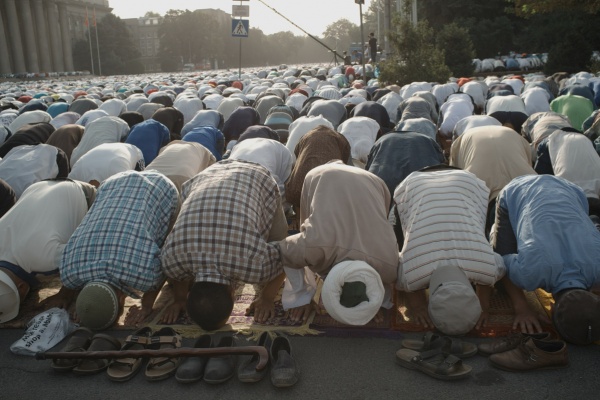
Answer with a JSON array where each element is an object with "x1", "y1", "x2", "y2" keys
[{"x1": 1, "y1": 328, "x2": 599, "y2": 400}]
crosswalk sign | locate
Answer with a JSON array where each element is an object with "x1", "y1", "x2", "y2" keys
[{"x1": 232, "y1": 19, "x2": 249, "y2": 37}]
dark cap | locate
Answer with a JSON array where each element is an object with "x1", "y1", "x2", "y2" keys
[{"x1": 553, "y1": 289, "x2": 600, "y2": 345}]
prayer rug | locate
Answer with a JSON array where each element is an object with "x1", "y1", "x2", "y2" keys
[
  {"x1": 392, "y1": 287, "x2": 556, "y2": 338},
  {"x1": 0, "y1": 275, "x2": 321, "y2": 340}
]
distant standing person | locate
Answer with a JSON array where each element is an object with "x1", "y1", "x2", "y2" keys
[{"x1": 369, "y1": 32, "x2": 378, "y2": 63}]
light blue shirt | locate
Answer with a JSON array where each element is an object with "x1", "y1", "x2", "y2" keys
[{"x1": 498, "y1": 175, "x2": 600, "y2": 294}]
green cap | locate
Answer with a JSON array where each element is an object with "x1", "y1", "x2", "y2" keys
[{"x1": 339, "y1": 281, "x2": 369, "y2": 308}]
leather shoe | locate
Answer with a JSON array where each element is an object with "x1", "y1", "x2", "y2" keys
[
  {"x1": 270, "y1": 335, "x2": 299, "y2": 387},
  {"x1": 478, "y1": 332, "x2": 552, "y2": 356},
  {"x1": 238, "y1": 332, "x2": 272, "y2": 383},
  {"x1": 203, "y1": 335, "x2": 236, "y2": 384},
  {"x1": 175, "y1": 334, "x2": 212, "y2": 384},
  {"x1": 489, "y1": 337, "x2": 569, "y2": 371}
]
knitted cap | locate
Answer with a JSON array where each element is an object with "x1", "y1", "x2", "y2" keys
[{"x1": 76, "y1": 282, "x2": 119, "y2": 331}]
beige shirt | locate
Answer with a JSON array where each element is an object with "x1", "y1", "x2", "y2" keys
[
  {"x1": 278, "y1": 161, "x2": 399, "y2": 284},
  {"x1": 450, "y1": 126, "x2": 536, "y2": 200}
]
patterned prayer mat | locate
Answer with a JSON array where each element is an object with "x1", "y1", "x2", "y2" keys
[
  {"x1": 392, "y1": 287, "x2": 556, "y2": 338},
  {"x1": 0, "y1": 274, "x2": 558, "y2": 340}
]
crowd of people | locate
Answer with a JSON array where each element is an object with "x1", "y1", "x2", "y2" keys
[{"x1": 0, "y1": 62, "x2": 600, "y2": 376}]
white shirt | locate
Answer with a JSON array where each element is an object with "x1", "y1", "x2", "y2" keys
[
  {"x1": 548, "y1": 131, "x2": 600, "y2": 199},
  {"x1": 338, "y1": 117, "x2": 379, "y2": 164},
  {"x1": 395, "y1": 169, "x2": 505, "y2": 291},
  {"x1": 285, "y1": 115, "x2": 334, "y2": 159},
  {"x1": 69, "y1": 143, "x2": 144, "y2": 184},
  {"x1": 439, "y1": 95, "x2": 474, "y2": 137},
  {"x1": 521, "y1": 87, "x2": 552, "y2": 116},
  {"x1": 0, "y1": 144, "x2": 60, "y2": 198},
  {"x1": 70, "y1": 116, "x2": 130, "y2": 166},
  {"x1": 229, "y1": 138, "x2": 293, "y2": 198},
  {"x1": 485, "y1": 94, "x2": 527, "y2": 115},
  {"x1": 0, "y1": 180, "x2": 89, "y2": 273}
]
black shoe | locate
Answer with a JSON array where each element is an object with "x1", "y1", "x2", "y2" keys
[
  {"x1": 270, "y1": 335, "x2": 299, "y2": 388},
  {"x1": 203, "y1": 335, "x2": 236, "y2": 384},
  {"x1": 175, "y1": 334, "x2": 212, "y2": 384},
  {"x1": 237, "y1": 332, "x2": 272, "y2": 383}
]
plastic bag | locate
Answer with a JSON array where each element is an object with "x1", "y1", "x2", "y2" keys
[{"x1": 10, "y1": 308, "x2": 76, "y2": 356}]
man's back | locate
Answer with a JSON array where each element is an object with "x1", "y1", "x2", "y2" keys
[{"x1": 61, "y1": 170, "x2": 179, "y2": 292}]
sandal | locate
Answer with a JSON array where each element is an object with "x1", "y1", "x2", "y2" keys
[
  {"x1": 395, "y1": 348, "x2": 472, "y2": 381},
  {"x1": 107, "y1": 326, "x2": 153, "y2": 382},
  {"x1": 401, "y1": 332, "x2": 477, "y2": 358},
  {"x1": 51, "y1": 327, "x2": 94, "y2": 372},
  {"x1": 144, "y1": 327, "x2": 182, "y2": 381},
  {"x1": 72, "y1": 333, "x2": 122, "y2": 376}
]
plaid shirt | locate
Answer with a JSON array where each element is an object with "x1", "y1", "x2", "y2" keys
[
  {"x1": 161, "y1": 160, "x2": 283, "y2": 285},
  {"x1": 60, "y1": 171, "x2": 179, "y2": 294}
]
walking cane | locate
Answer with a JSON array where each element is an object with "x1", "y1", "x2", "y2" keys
[{"x1": 36, "y1": 346, "x2": 269, "y2": 371}]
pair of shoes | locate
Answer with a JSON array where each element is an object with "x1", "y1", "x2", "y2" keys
[
  {"x1": 395, "y1": 348, "x2": 472, "y2": 381},
  {"x1": 72, "y1": 333, "x2": 122, "y2": 375},
  {"x1": 203, "y1": 335, "x2": 237, "y2": 384},
  {"x1": 144, "y1": 327, "x2": 182, "y2": 381},
  {"x1": 175, "y1": 334, "x2": 213, "y2": 384},
  {"x1": 237, "y1": 332, "x2": 272, "y2": 383},
  {"x1": 106, "y1": 326, "x2": 153, "y2": 382},
  {"x1": 270, "y1": 335, "x2": 299, "y2": 388},
  {"x1": 489, "y1": 337, "x2": 569, "y2": 372},
  {"x1": 478, "y1": 332, "x2": 552, "y2": 356},
  {"x1": 51, "y1": 327, "x2": 95, "y2": 372},
  {"x1": 401, "y1": 332, "x2": 477, "y2": 358}
]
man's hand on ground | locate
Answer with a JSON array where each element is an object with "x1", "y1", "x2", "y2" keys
[
  {"x1": 246, "y1": 297, "x2": 276, "y2": 323},
  {"x1": 286, "y1": 301, "x2": 318, "y2": 324}
]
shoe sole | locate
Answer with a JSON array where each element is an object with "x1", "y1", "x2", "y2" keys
[
  {"x1": 489, "y1": 360, "x2": 570, "y2": 372},
  {"x1": 175, "y1": 375, "x2": 204, "y2": 384},
  {"x1": 204, "y1": 374, "x2": 234, "y2": 384}
]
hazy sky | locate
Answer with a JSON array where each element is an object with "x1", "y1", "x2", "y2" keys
[{"x1": 110, "y1": 0, "x2": 375, "y2": 36}]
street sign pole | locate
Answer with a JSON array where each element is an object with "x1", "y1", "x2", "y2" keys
[
  {"x1": 358, "y1": 1, "x2": 366, "y2": 81},
  {"x1": 232, "y1": 0, "x2": 250, "y2": 79}
]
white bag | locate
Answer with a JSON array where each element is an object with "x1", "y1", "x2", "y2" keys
[{"x1": 10, "y1": 308, "x2": 76, "y2": 356}]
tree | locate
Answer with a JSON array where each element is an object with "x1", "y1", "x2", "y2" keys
[
  {"x1": 379, "y1": 12, "x2": 451, "y2": 86},
  {"x1": 72, "y1": 13, "x2": 143, "y2": 75},
  {"x1": 144, "y1": 11, "x2": 160, "y2": 18},
  {"x1": 511, "y1": 0, "x2": 600, "y2": 16},
  {"x1": 436, "y1": 23, "x2": 475, "y2": 78},
  {"x1": 544, "y1": 31, "x2": 593, "y2": 74},
  {"x1": 323, "y1": 18, "x2": 361, "y2": 55}
]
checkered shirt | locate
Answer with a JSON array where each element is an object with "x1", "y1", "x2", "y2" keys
[
  {"x1": 161, "y1": 160, "x2": 283, "y2": 285},
  {"x1": 60, "y1": 170, "x2": 179, "y2": 294}
]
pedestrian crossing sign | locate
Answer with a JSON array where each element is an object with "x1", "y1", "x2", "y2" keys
[{"x1": 232, "y1": 19, "x2": 249, "y2": 37}]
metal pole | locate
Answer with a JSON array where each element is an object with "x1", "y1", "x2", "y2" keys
[
  {"x1": 94, "y1": 8, "x2": 102, "y2": 76},
  {"x1": 359, "y1": 2, "x2": 366, "y2": 81},
  {"x1": 238, "y1": 35, "x2": 242, "y2": 79},
  {"x1": 86, "y1": 7, "x2": 95, "y2": 75}
]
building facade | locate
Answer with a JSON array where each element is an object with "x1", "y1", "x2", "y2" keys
[
  {"x1": 0, "y1": 0, "x2": 111, "y2": 74},
  {"x1": 122, "y1": 16, "x2": 162, "y2": 73}
]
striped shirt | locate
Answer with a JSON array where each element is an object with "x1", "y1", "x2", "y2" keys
[
  {"x1": 395, "y1": 169, "x2": 505, "y2": 291},
  {"x1": 60, "y1": 171, "x2": 179, "y2": 294},
  {"x1": 161, "y1": 160, "x2": 283, "y2": 286}
]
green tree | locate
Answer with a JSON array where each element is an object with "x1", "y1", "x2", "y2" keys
[
  {"x1": 323, "y1": 18, "x2": 361, "y2": 55},
  {"x1": 544, "y1": 31, "x2": 593, "y2": 74},
  {"x1": 436, "y1": 23, "x2": 475, "y2": 77},
  {"x1": 379, "y1": 12, "x2": 451, "y2": 86},
  {"x1": 511, "y1": 0, "x2": 600, "y2": 16},
  {"x1": 73, "y1": 13, "x2": 143, "y2": 75}
]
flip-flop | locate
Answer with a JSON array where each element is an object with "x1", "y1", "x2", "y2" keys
[
  {"x1": 144, "y1": 327, "x2": 182, "y2": 381},
  {"x1": 72, "y1": 334, "x2": 122, "y2": 376},
  {"x1": 401, "y1": 332, "x2": 478, "y2": 358},
  {"x1": 395, "y1": 348, "x2": 472, "y2": 381},
  {"x1": 51, "y1": 327, "x2": 94, "y2": 372},
  {"x1": 107, "y1": 326, "x2": 153, "y2": 382}
]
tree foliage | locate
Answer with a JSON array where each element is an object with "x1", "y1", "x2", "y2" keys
[
  {"x1": 322, "y1": 19, "x2": 362, "y2": 55},
  {"x1": 436, "y1": 23, "x2": 475, "y2": 77},
  {"x1": 544, "y1": 31, "x2": 593, "y2": 74},
  {"x1": 511, "y1": 0, "x2": 600, "y2": 17},
  {"x1": 379, "y1": 14, "x2": 451, "y2": 86},
  {"x1": 72, "y1": 13, "x2": 143, "y2": 75}
]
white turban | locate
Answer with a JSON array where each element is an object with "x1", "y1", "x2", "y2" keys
[{"x1": 321, "y1": 260, "x2": 384, "y2": 326}]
